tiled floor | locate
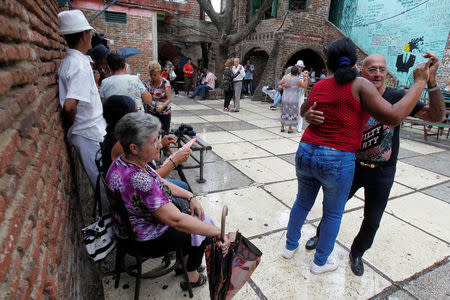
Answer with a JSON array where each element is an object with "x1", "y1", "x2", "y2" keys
[{"x1": 103, "y1": 96, "x2": 450, "y2": 299}]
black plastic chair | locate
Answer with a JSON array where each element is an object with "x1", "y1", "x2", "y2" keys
[{"x1": 101, "y1": 177, "x2": 193, "y2": 299}]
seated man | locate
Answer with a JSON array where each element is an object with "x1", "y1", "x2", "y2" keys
[
  {"x1": 99, "y1": 51, "x2": 152, "y2": 111},
  {"x1": 190, "y1": 68, "x2": 217, "y2": 100}
]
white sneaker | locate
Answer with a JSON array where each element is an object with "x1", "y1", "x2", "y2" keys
[
  {"x1": 310, "y1": 257, "x2": 338, "y2": 274},
  {"x1": 282, "y1": 247, "x2": 297, "y2": 259}
]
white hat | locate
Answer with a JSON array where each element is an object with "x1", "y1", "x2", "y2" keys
[
  {"x1": 296, "y1": 60, "x2": 305, "y2": 67},
  {"x1": 58, "y1": 10, "x2": 94, "y2": 35}
]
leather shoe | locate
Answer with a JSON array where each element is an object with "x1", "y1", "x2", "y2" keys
[
  {"x1": 349, "y1": 253, "x2": 364, "y2": 276},
  {"x1": 305, "y1": 236, "x2": 319, "y2": 250}
]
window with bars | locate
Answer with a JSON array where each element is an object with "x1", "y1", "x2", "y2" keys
[
  {"x1": 250, "y1": 0, "x2": 278, "y2": 19},
  {"x1": 289, "y1": 0, "x2": 308, "y2": 11},
  {"x1": 105, "y1": 11, "x2": 127, "y2": 24}
]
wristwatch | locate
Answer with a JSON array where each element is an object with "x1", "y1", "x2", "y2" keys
[{"x1": 428, "y1": 85, "x2": 439, "y2": 92}]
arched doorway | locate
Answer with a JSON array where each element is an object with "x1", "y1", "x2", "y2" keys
[
  {"x1": 243, "y1": 48, "x2": 269, "y2": 90},
  {"x1": 284, "y1": 49, "x2": 326, "y2": 78}
]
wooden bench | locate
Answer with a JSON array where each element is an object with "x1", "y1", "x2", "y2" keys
[{"x1": 174, "y1": 135, "x2": 212, "y2": 183}]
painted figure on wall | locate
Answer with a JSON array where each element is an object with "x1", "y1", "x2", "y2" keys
[{"x1": 395, "y1": 37, "x2": 423, "y2": 86}]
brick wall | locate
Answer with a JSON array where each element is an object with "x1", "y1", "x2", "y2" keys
[
  {"x1": 0, "y1": 1, "x2": 102, "y2": 299},
  {"x1": 81, "y1": 8, "x2": 154, "y2": 81},
  {"x1": 436, "y1": 31, "x2": 450, "y2": 87}
]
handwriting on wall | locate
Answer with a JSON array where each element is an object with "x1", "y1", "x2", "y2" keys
[{"x1": 338, "y1": 0, "x2": 449, "y2": 86}]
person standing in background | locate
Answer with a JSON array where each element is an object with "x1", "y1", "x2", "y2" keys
[
  {"x1": 231, "y1": 58, "x2": 245, "y2": 112},
  {"x1": 243, "y1": 60, "x2": 255, "y2": 97},
  {"x1": 183, "y1": 58, "x2": 194, "y2": 96}
]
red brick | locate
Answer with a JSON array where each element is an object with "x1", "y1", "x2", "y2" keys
[
  {"x1": 0, "y1": 173, "x2": 19, "y2": 205},
  {"x1": 0, "y1": 195, "x2": 5, "y2": 224}
]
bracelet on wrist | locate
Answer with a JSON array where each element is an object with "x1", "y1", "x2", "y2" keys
[
  {"x1": 188, "y1": 196, "x2": 194, "y2": 201},
  {"x1": 428, "y1": 85, "x2": 439, "y2": 92},
  {"x1": 169, "y1": 157, "x2": 177, "y2": 168}
]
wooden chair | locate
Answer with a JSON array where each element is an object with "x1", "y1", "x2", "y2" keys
[{"x1": 101, "y1": 177, "x2": 194, "y2": 299}]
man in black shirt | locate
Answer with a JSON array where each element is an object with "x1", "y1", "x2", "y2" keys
[{"x1": 303, "y1": 52, "x2": 445, "y2": 276}]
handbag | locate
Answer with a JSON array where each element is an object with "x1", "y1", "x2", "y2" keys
[
  {"x1": 169, "y1": 69, "x2": 177, "y2": 81},
  {"x1": 82, "y1": 214, "x2": 117, "y2": 261},
  {"x1": 171, "y1": 197, "x2": 191, "y2": 214},
  {"x1": 81, "y1": 152, "x2": 117, "y2": 262}
]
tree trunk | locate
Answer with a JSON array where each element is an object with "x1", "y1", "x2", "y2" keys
[{"x1": 215, "y1": 43, "x2": 229, "y2": 81}]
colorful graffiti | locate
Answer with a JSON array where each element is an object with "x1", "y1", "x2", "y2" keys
[{"x1": 333, "y1": 0, "x2": 450, "y2": 87}]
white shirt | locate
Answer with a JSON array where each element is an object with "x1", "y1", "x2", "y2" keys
[
  {"x1": 232, "y1": 64, "x2": 245, "y2": 81},
  {"x1": 100, "y1": 74, "x2": 146, "y2": 111},
  {"x1": 58, "y1": 49, "x2": 106, "y2": 142}
]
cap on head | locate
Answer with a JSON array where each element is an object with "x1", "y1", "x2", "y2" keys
[
  {"x1": 296, "y1": 60, "x2": 305, "y2": 67},
  {"x1": 203, "y1": 68, "x2": 208, "y2": 73},
  {"x1": 88, "y1": 44, "x2": 110, "y2": 65},
  {"x1": 58, "y1": 10, "x2": 94, "y2": 35}
]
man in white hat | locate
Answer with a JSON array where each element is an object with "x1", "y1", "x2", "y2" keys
[
  {"x1": 295, "y1": 60, "x2": 310, "y2": 132},
  {"x1": 57, "y1": 10, "x2": 106, "y2": 195}
]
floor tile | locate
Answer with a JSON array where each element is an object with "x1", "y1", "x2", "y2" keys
[
  {"x1": 336, "y1": 211, "x2": 450, "y2": 282},
  {"x1": 249, "y1": 230, "x2": 391, "y2": 300},
  {"x1": 193, "y1": 109, "x2": 223, "y2": 116},
  {"x1": 398, "y1": 138, "x2": 445, "y2": 155},
  {"x1": 401, "y1": 151, "x2": 450, "y2": 177},
  {"x1": 402, "y1": 261, "x2": 450, "y2": 300},
  {"x1": 213, "y1": 121, "x2": 259, "y2": 131},
  {"x1": 102, "y1": 260, "x2": 259, "y2": 300},
  {"x1": 200, "y1": 186, "x2": 290, "y2": 236},
  {"x1": 246, "y1": 118, "x2": 282, "y2": 128},
  {"x1": 171, "y1": 109, "x2": 197, "y2": 116},
  {"x1": 264, "y1": 180, "x2": 363, "y2": 220},
  {"x1": 354, "y1": 182, "x2": 414, "y2": 200},
  {"x1": 386, "y1": 192, "x2": 450, "y2": 242},
  {"x1": 256, "y1": 111, "x2": 282, "y2": 119},
  {"x1": 421, "y1": 181, "x2": 450, "y2": 203},
  {"x1": 197, "y1": 131, "x2": 244, "y2": 145},
  {"x1": 252, "y1": 138, "x2": 299, "y2": 155},
  {"x1": 171, "y1": 115, "x2": 208, "y2": 124},
  {"x1": 278, "y1": 153, "x2": 296, "y2": 165},
  {"x1": 200, "y1": 114, "x2": 239, "y2": 122},
  {"x1": 189, "y1": 123, "x2": 225, "y2": 133},
  {"x1": 397, "y1": 147, "x2": 421, "y2": 159},
  {"x1": 184, "y1": 161, "x2": 253, "y2": 194},
  {"x1": 229, "y1": 112, "x2": 267, "y2": 121},
  {"x1": 265, "y1": 127, "x2": 303, "y2": 139},
  {"x1": 229, "y1": 129, "x2": 281, "y2": 142},
  {"x1": 229, "y1": 157, "x2": 296, "y2": 183},
  {"x1": 177, "y1": 104, "x2": 212, "y2": 110},
  {"x1": 212, "y1": 142, "x2": 272, "y2": 160},
  {"x1": 394, "y1": 161, "x2": 449, "y2": 189},
  {"x1": 198, "y1": 100, "x2": 222, "y2": 105},
  {"x1": 169, "y1": 103, "x2": 184, "y2": 111}
]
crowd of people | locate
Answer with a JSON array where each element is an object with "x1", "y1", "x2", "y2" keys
[{"x1": 57, "y1": 9, "x2": 446, "y2": 295}]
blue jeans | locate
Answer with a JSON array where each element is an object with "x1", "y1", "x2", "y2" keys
[
  {"x1": 286, "y1": 142, "x2": 355, "y2": 266},
  {"x1": 166, "y1": 178, "x2": 190, "y2": 191},
  {"x1": 192, "y1": 85, "x2": 212, "y2": 98},
  {"x1": 272, "y1": 91, "x2": 281, "y2": 107},
  {"x1": 243, "y1": 79, "x2": 253, "y2": 95}
]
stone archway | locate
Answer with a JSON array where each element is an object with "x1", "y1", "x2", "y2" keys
[
  {"x1": 284, "y1": 48, "x2": 326, "y2": 78},
  {"x1": 243, "y1": 47, "x2": 269, "y2": 89}
]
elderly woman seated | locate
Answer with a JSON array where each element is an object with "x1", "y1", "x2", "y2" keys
[
  {"x1": 102, "y1": 95, "x2": 190, "y2": 190},
  {"x1": 105, "y1": 112, "x2": 220, "y2": 289}
]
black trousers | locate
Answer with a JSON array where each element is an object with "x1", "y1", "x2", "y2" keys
[
  {"x1": 170, "y1": 79, "x2": 179, "y2": 95},
  {"x1": 150, "y1": 112, "x2": 171, "y2": 134},
  {"x1": 223, "y1": 89, "x2": 233, "y2": 108},
  {"x1": 315, "y1": 163, "x2": 396, "y2": 257},
  {"x1": 137, "y1": 227, "x2": 210, "y2": 272}
]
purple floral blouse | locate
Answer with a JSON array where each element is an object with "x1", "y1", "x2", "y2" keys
[{"x1": 106, "y1": 156, "x2": 172, "y2": 241}]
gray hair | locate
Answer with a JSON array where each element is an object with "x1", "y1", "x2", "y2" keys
[{"x1": 115, "y1": 112, "x2": 161, "y2": 155}]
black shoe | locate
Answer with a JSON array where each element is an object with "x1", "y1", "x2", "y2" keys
[
  {"x1": 305, "y1": 236, "x2": 319, "y2": 250},
  {"x1": 349, "y1": 253, "x2": 364, "y2": 276}
]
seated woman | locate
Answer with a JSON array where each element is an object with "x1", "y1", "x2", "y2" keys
[
  {"x1": 105, "y1": 112, "x2": 222, "y2": 289},
  {"x1": 102, "y1": 95, "x2": 190, "y2": 190}
]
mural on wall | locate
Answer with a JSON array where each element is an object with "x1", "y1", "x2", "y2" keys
[{"x1": 335, "y1": 0, "x2": 450, "y2": 87}]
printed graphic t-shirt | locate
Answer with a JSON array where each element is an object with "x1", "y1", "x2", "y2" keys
[{"x1": 356, "y1": 87, "x2": 425, "y2": 164}]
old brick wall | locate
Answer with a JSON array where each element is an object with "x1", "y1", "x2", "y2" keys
[
  {"x1": 0, "y1": 1, "x2": 102, "y2": 299},
  {"x1": 80, "y1": 8, "x2": 154, "y2": 81}
]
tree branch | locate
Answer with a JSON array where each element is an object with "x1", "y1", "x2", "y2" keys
[
  {"x1": 196, "y1": 0, "x2": 223, "y2": 31},
  {"x1": 227, "y1": 0, "x2": 274, "y2": 45}
]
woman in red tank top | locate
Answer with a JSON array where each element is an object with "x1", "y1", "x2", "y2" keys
[{"x1": 283, "y1": 38, "x2": 430, "y2": 274}]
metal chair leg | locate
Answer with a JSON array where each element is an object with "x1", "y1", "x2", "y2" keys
[{"x1": 177, "y1": 248, "x2": 193, "y2": 298}]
